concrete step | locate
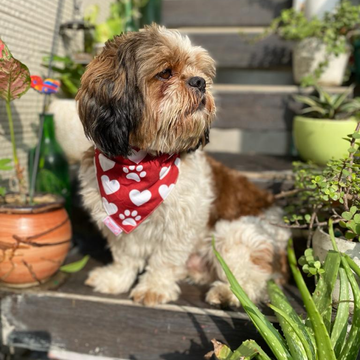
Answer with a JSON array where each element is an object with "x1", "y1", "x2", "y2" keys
[
  {"x1": 178, "y1": 27, "x2": 293, "y2": 69},
  {"x1": 207, "y1": 85, "x2": 346, "y2": 156},
  {"x1": 212, "y1": 84, "x2": 345, "y2": 131},
  {"x1": 162, "y1": 0, "x2": 291, "y2": 27}
]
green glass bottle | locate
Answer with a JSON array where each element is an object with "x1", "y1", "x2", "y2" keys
[
  {"x1": 139, "y1": 0, "x2": 162, "y2": 28},
  {"x1": 124, "y1": 0, "x2": 139, "y2": 32},
  {"x1": 28, "y1": 113, "x2": 71, "y2": 213}
]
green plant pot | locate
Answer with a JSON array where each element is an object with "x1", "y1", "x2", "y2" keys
[{"x1": 293, "y1": 116, "x2": 359, "y2": 165}]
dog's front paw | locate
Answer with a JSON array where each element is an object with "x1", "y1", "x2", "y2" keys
[
  {"x1": 130, "y1": 282, "x2": 180, "y2": 306},
  {"x1": 85, "y1": 264, "x2": 135, "y2": 294},
  {"x1": 205, "y1": 281, "x2": 240, "y2": 307}
]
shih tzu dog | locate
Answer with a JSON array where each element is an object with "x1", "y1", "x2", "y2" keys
[{"x1": 76, "y1": 24, "x2": 290, "y2": 307}]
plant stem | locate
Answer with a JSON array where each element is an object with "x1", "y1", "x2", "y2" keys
[
  {"x1": 5, "y1": 100, "x2": 24, "y2": 195},
  {"x1": 5, "y1": 100, "x2": 18, "y2": 167}
]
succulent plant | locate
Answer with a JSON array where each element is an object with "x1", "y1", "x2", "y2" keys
[
  {"x1": 211, "y1": 220, "x2": 360, "y2": 360},
  {"x1": 298, "y1": 248, "x2": 325, "y2": 277},
  {"x1": 293, "y1": 85, "x2": 360, "y2": 120}
]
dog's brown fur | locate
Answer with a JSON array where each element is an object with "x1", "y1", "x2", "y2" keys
[{"x1": 207, "y1": 156, "x2": 274, "y2": 227}]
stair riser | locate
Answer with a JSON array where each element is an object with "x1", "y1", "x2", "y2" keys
[{"x1": 162, "y1": 0, "x2": 292, "y2": 27}]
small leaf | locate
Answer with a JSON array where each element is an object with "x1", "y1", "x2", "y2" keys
[
  {"x1": 60, "y1": 255, "x2": 90, "y2": 273},
  {"x1": 350, "y1": 206, "x2": 358, "y2": 216},
  {"x1": 352, "y1": 132, "x2": 360, "y2": 139},
  {"x1": 314, "y1": 261, "x2": 321, "y2": 269},
  {"x1": 354, "y1": 214, "x2": 360, "y2": 224},
  {"x1": 342, "y1": 211, "x2": 353, "y2": 221},
  {"x1": 0, "y1": 158, "x2": 12, "y2": 170},
  {"x1": 305, "y1": 248, "x2": 313, "y2": 257},
  {"x1": 345, "y1": 231, "x2": 356, "y2": 240}
]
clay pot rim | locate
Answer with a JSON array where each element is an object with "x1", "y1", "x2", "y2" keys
[
  {"x1": 0, "y1": 193, "x2": 65, "y2": 214},
  {"x1": 315, "y1": 227, "x2": 360, "y2": 246}
]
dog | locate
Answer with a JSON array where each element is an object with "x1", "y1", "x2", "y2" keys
[{"x1": 76, "y1": 24, "x2": 290, "y2": 307}]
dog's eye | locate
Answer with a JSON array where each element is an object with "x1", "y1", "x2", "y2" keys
[{"x1": 156, "y1": 68, "x2": 172, "y2": 80}]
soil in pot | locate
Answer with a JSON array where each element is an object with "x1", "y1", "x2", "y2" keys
[
  {"x1": 293, "y1": 116, "x2": 359, "y2": 166},
  {"x1": 0, "y1": 193, "x2": 72, "y2": 286}
]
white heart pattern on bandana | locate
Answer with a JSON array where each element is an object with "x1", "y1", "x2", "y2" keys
[
  {"x1": 128, "y1": 149, "x2": 147, "y2": 164},
  {"x1": 101, "y1": 175, "x2": 120, "y2": 195},
  {"x1": 102, "y1": 197, "x2": 118, "y2": 215},
  {"x1": 99, "y1": 153, "x2": 115, "y2": 172},
  {"x1": 159, "y1": 184, "x2": 175, "y2": 200},
  {"x1": 159, "y1": 166, "x2": 171, "y2": 180},
  {"x1": 174, "y1": 157, "x2": 181, "y2": 168},
  {"x1": 129, "y1": 189, "x2": 152, "y2": 206}
]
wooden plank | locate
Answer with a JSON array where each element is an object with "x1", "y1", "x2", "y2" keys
[
  {"x1": 212, "y1": 85, "x2": 346, "y2": 131},
  {"x1": 1, "y1": 292, "x2": 273, "y2": 360},
  {"x1": 162, "y1": 0, "x2": 292, "y2": 27},
  {"x1": 180, "y1": 29, "x2": 293, "y2": 69}
]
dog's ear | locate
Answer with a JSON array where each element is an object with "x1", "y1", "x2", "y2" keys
[{"x1": 76, "y1": 34, "x2": 144, "y2": 158}]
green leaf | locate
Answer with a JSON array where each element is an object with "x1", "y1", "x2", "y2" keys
[
  {"x1": 331, "y1": 267, "x2": 350, "y2": 358},
  {"x1": 60, "y1": 255, "x2": 90, "y2": 273},
  {"x1": 351, "y1": 132, "x2": 360, "y2": 139},
  {"x1": 0, "y1": 158, "x2": 12, "y2": 170},
  {"x1": 309, "y1": 250, "x2": 341, "y2": 332},
  {"x1": 342, "y1": 211, "x2": 353, "y2": 221},
  {"x1": 233, "y1": 340, "x2": 272, "y2": 360},
  {"x1": 288, "y1": 239, "x2": 337, "y2": 360},
  {"x1": 212, "y1": 238, "x2": 292, "y2": 360},
  {"x1": 350, "y1": 206, "x2": 358, "y2": 216},
  {"x1": 0, "y1": 38, "x2": 31, "y2": 102},
  {"x1": 329, "y1": 220, "x2": 360, "y2": 360},
  {"x1": 354, "y1": 214, "x2": 360, "y2": 224},
  {"x1": 268, "y1": 280, "x2": 315, "y2": 360}
]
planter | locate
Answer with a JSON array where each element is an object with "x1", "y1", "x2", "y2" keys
[
  {"x1": 313, "y1": 227, "x2": 360, "y2": 311},
  {"x1": 305, "y1": 0, "x2": 340, "y2": 20},
  {"x1": 293, "y1": 116, "x2": 358, "y2": 166},
  {"x1": 0, "y1": 194, "x2": 71, "y2": 286},
  {"x1": 49, "y1": 99, "x2": 91, "y2": 164},
  {"x1": 293, "y1": 38, "x2": 350, "y2": 86}
]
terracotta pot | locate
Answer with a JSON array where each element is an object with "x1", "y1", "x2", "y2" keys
[{"x1": 0, "y1": 194, "x2": 71, "y2": 286}]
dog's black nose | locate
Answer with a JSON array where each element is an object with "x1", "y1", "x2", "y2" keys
[{"x1": 188, "y1": 76, "x2": 206, "y2": 93}]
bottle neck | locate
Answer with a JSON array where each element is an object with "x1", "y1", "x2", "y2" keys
[{"x1": 41, "y1": 113, "x2": 55, "y2": 141}]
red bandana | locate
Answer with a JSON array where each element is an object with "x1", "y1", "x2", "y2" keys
[{"x1": 95, "y1": 148, "x2": 180, "y2": 235}]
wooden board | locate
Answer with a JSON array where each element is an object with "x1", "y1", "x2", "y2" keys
[
  {"x1": 1, "y1": 257, "x2": 305, "y2": 360},
  {"x1": 162, "y1": 0, "x2": 292, "y2": 27}
]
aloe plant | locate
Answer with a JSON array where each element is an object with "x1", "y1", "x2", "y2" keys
[
  {"x1": 0, "y1": 38, "x2": 31, "y2": 195},
  {"x1": 293, "y1": 85, "x2": 360, "y2": 120},
  {"x1": 211, "y1": 222, "x2": 360, "y2": 360}
]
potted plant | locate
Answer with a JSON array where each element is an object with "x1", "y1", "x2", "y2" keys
[
  {"x1": 293, "y1": 85, "x2": 360, "y2": 165},
  {"x1": 209, "y1": 228, "x2": 360, "y2": 360},
  {"x1": 0, "y1": 39, "x2": 71, "y2": 286},
  {"x1": 263, "y1": 1, "x2": 360, "y2": 86},
  {"x1": 305, "y1": 0, "x2": 340, "y2": 20}
]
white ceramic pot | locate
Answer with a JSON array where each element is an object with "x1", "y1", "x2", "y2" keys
[
  {"x1": 293, "y1": 37, "x2": 350, "y2": 86},
  {"x1": 49, "y1": 99, "x2": 91, "y2": 164},
  {"x1": 313, "y1": 227, "x2": 360, "y2": 312},
  {"x1": 305, "y1": 0, "x2": 340, "y2": 20}
]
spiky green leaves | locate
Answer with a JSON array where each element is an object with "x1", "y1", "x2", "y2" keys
[{"x1": 293, "y1": 85, "x2": 360, "y2": 120}]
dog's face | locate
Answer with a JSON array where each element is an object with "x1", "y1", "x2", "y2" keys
[{"x1": 76, "y1": 24, "x2": 216, "y2": 157}]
